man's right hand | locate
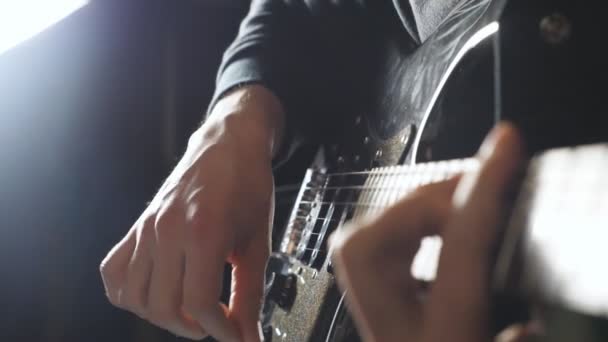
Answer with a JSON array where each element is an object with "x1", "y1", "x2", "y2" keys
[{"x1": 100, "y1": 85, "x2": 285, "y2": 342}]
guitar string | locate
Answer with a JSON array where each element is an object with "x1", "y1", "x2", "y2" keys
[
  {"x1": 303, "y1": 186, "x2": 439, "y2": 254},
  {"x1": 300, "y1": 201, "x2": 400, "y2": 208},
  {"x1": 287, "y1": 162, "x2": 475, "y2": 256},
  {"x1": 310, "y1": 158, "x2": 478, "y2": 179},
  {"x1": 293, "y1": 200, "x2": 400, "y2": 254},
  {"x1": 291, "y1": 179, "x2": 412, "y2": 255},
  {"x1": 299, "y1": 170, "x2": 347, "y2": 265},
  {"x1": 294, "y1": 175, "x2": 401, "y2": 255},
  {"x1": 314, "y1": 169, "x2": 468, "y2": 181},
  {"x1": 303, "y1": 183, "x2": 449, "y2": 191},
  {"x1": 303, "y1": 168, "x2": 472, "y2": 190}
]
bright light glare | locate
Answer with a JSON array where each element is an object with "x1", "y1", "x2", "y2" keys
[{"x1": 0, "y1": 0, "x2": 88, "y2": 56}]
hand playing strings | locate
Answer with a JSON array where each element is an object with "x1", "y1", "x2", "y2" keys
[
  {"x1": 99, "y1": 85, "x2": 284, "y2": 342},
  {"x1": 329, "y1": 122, "x2": 541, "y2": 342}
]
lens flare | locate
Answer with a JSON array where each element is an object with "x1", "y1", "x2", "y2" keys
[{"x1": 0, "y1": 0, "x2": 88, "y2": 56}]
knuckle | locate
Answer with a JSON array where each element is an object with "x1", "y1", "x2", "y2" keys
[
  {"x1": 121, "y1": 286, "x2": 146, "y2": 314},
  {"x1": 147, "y1": 304, "x2": 177, "y2": 326},
  {"x1": 192, "y1": 204, "x2": 222, "y2": 227},
  {"x1": 99, "y1": 257, "x2": 116, "y2": 280},
  {"x1": 187, "y1": 214, "x2": 223, "y2": 241},
  {"x1": 104, "y1": 287, "x2": 124, "y2": 307},
  {"x1": 141, "y1": 212, "x2": 157, "y2": 230},
  {"x1": 99, "y1": 260, "x2": 125, "y2": 299},
  {"x1": 181, "y1": 303, "x2": 201, "y2": 320},
  {"x1": 182, "y1": 296, "x2": 214, "y2": 319},
  {"x1": 131, "y1": 210, "x2": 156, "y2": 234},
  {"x1": 124, "y1": 299, "x2": 146, "y2": 319},
  {"x1": 137, "y1": 218, "x2": 157, "y2": 245},
  {"x1": 154, "y1": 212, "x2": 180, "y2": 241},
  {"x1": 99, "y1": 251, "x2": 124, "y2": 275}
]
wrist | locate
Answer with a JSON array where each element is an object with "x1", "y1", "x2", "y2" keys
[{"x1": 203, "y1": 84, "x2": 286, "y2": 160}]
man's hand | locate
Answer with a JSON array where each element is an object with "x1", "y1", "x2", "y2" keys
[
  {"x1": 100, "y1": 85, "x2": 285, "y2": 341},
  {"x1": 329, "y1": 123, "x2": 536, "y2": 342}
]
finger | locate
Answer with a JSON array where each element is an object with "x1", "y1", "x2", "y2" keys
[
  {"x1": 146, "y1": 209, "x2": 206, "y2": 340},
  {"x1": 229, "y1": 231, "x2": 270, "y2": 342},
  {"x1": 100, "y1": 226, "x2": 136, "y2": 307},
  {"x1": 428, "y1": 122, "x2": 524, "y2": 341},
  {"x1": 122, "y1": 217, "x2": 155, "y2": 317},
  {"x1": 182, "y1": 220, "x2": 240, "y2": 342},
  {"x1": 329, "y1": 177, "x2": 460, "y2": 342}
]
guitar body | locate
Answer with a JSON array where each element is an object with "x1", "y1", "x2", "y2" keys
[{"x1": 262, "y1": 0, "x2": 608, "y2": 340}]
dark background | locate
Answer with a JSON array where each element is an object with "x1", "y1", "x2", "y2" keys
[{"x1": 0, "y1": 1, "x2": 304, "y2": 341}]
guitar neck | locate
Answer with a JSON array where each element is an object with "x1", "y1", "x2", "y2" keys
[
  {"x1": 281, "y1": 142, "x2": 608, "y2": 288},
  {"x1": 351, "y1": 158, "x2": 479, "y2": 220},
  {"x1": 279, "y1": 157, "x2": 479, "y2": 268}
]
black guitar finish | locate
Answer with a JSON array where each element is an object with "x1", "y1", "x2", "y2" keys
[
  {"x1": 324, "y1": 0, "x2": 498, "y2": 173},
  {"x1": 261, "y1": 0, "x2": 608, "y2": 341}
]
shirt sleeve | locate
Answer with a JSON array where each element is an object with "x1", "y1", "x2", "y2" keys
[{"x1": 207, "y1": 0, "x2": 381, "y2": 166}]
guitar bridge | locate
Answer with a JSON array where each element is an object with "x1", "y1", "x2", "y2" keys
[{"x1": 280, "y1": 168, "x2": 330, "y2": 268}]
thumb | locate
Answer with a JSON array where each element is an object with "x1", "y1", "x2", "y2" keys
[{"x1": 229, "y1": 232, "x2": 270, "y2": 342}]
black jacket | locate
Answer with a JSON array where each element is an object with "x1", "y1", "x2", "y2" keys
[{"x1": 209, "y1": 0, "x2": 463, "y2": 163}]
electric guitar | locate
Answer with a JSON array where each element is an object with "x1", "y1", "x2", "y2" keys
[{"x1": 261, "y1": 0, "x2": 608, "y2": 341}]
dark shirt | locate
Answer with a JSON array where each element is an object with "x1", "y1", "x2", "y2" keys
[{"x1": 208, "y1": 0, "x2": 462, "y2": 163}]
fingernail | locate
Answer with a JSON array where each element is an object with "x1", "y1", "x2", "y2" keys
[{"x1": 478, "y1": 123, "x2": 510, "y2": 161}]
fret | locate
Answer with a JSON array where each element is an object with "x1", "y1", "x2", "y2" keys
[
  {"x1": 300, "y1": 158, "x2": 477, "y2": 192},
  {"x1": 412, "y1": 163, "x2": 427, "y2": 190},
  {"x1": 436, "y1": 160, "x2": 452, "y2": 182},
  {"x1": 377, "y1": 168, "x2": 391, "y2": 213},
  {"x1": 354, "y1": 169, "x2": 376, "y2": 219},
  {"x1": 368, "y1": 169, "x2": 383, "y2": 217},
  {"x1": 352, "y1": 173, "x2": 365, "y2": 220},
  {"x1": 340, "y1": 158, "x2": 478, "y2": 281},
  {"x1": 389, "y1": 166, "x2": 401, "y2": 206},
  {"x1": 388, "y1": 172, "x2": 396, "y2": 203},
  {"x1": 376, "y1": 167, "x2": 390, "y2": 214},
  {"x1": 281, "y1": 157, "x2": 479, "y2": 270},
  {"x1": 418, "y1": 163, "x2": 436, "y2": 186},
  {"x1": 372, "y1": 168, "x2": 384, "y2": 213},
  {"x1": 398, "y1": 164, "x2": 413, "y2": 190},
  {"x1": 345, "y1": 158, "x2": 479, "y2": 218}
]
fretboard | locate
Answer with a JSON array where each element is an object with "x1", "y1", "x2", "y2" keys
[
  {"x1": 279, "y1": 157, "x2": 479, "y2": 276},
  {"x1": 351, "y1": 158, "x2": 479, "y2": 219}
]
